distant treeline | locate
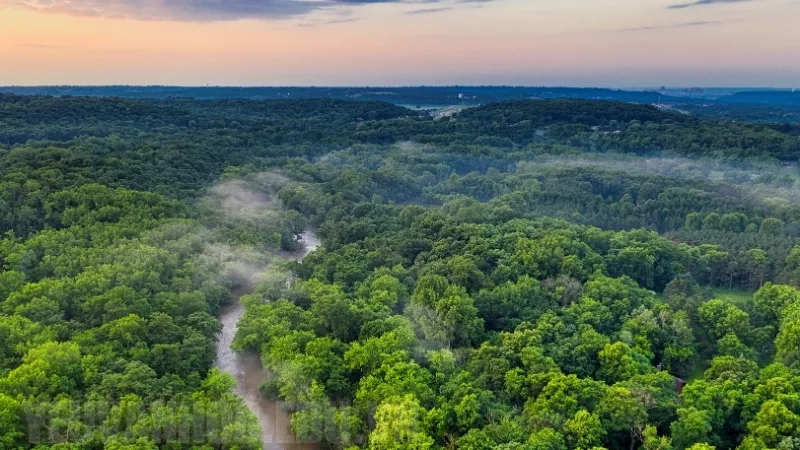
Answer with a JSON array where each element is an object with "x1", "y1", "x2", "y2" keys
[{"x1": 2, "y1": 85, "x2": 799, "y2": 110}]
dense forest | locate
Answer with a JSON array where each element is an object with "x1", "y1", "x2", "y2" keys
[{"x1": 3, "y1": 94, "x2": 800, "y2": 450}]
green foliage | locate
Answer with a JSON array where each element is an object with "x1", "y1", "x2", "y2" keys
[
  {"x1": 369, "y1": 395, "x2": 434, "y2": 450},
  {"x1": 5, "y1": 94, "x2": 800, "y2": 450}
]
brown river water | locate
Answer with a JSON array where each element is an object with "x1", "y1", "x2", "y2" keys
[{"x1": 215, "y1": 231, "x2": 321, "y2": 450}]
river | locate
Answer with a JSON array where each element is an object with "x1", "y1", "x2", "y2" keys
[{"x1": 215, "y1": 230, "x2": 321, "y2": 450}]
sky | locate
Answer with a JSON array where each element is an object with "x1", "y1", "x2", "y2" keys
[{"x1": 1, "y1": 0, "x2": 799, "y2": 87}]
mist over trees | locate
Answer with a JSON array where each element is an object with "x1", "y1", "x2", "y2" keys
[{"x1": 3, "y1": 94, "x2": 800, "y2": 449}]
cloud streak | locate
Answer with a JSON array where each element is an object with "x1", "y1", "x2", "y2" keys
[
  {"x1": 20, "y1": 43, "x2": 61, "y2": 49},
  {"x1": 0, "y1": 0, "x2": 484, "y2": 20},
  {"x1": 617, "y1": 19, "x2": 737, "y2": 32},
  {"x1": 296, "y1": 17, "x2": 360, "y2": 26},
  {"x1": 406, "y1": 7, "x2": 452, "y2": 14},
  {"x1": 668, "y1": 0, "x2": 753, "y2": 9},
  {"x1": 4, "y1": 0, "x2": 322, "y2": 20}
]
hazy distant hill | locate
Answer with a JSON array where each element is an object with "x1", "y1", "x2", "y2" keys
[
  {"x1": 719, "y1": 90, "x2": 800, "y2": 105},
  {"x1": 3, "y1": 85, "x2": 798, "y2": 122},
  {"x1": 0, "y1": 85, "x2": 696, "y2": 105}
]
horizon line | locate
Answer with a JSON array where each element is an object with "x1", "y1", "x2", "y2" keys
[{"x1": 1, "y1": 84, "x2": 796, "y2": 90}]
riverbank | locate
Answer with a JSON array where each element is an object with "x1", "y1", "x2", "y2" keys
[{"x1": 215, "y1": 230, "x2": 321, "y2": 450}]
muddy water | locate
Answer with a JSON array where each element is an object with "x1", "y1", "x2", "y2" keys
[{"x1": 215, "y1": 230, "x2": 321, "y2": 450}]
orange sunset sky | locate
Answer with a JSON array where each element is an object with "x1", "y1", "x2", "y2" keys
[{"x1": 1, "y1": 0, "x2": 799, "y2": 87}]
